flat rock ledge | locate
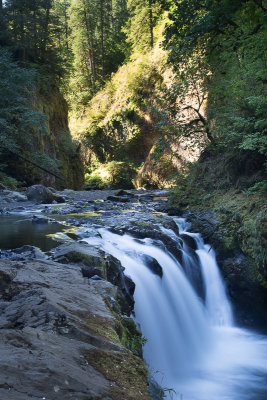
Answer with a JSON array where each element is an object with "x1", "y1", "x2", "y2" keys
[{"x1": 0, "y1": 259, "x2": 149, "y2": 400}]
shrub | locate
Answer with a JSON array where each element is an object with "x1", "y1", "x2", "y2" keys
[
  {"x1": 84, "y1": 174, "x2": 107, "y2": 190},
  {"x1": 84, "y1": 161, "x2": 137, "y2": 190}
]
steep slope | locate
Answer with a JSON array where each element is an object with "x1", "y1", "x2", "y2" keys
[{"x1": 70, "y1": 22, "x2": 201, "y2": 189}]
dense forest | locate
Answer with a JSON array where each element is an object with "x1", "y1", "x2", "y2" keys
[{"x1": 0, "y1": 0, "x2": 266, "y2": 281}]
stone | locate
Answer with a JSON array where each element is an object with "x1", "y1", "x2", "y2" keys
[
  {"x1": 0, "y1": 259, "x2": 149, "y2": 400},
  {"x1": 0, "y1": 245, "x2": 46, "y2": 261},
  {"x1": 141, "y1": 254, "x2": 163, "y2": 277},
  {"x1": 105, "y1": 255, "x2": 135, "y2": 315},
  {"x1": 181, "y1": 233, "x2": 197, "y2": 250},
  {"x1": 26, "y1": 185, "x2": 65, "y2": 204},
  {"x1": 51, "y1": 242, "x2": 106, "y2": 271},
  {"x1": 32, "y1": 215, "x2": 49, "y2": 224},
  {"x1": 167, "y1": 207, "x2": 181, "y2": 216},
  {"x1": 114, "y1": 189, "x2": 135, "y2": 197},
  {"x1": 90, "y1": 274, "x2": 102, "y2": 280},
  {"x1": 107, "y1": 195, "x2": 130, "y2": 203},
  {"x1": 1, "y1": 190, "x2": 27, "y2": 202}
]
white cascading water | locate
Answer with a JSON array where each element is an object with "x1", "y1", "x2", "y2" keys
[{"x1": 85, "y1": 219, "x2": 267, "y2": 400}]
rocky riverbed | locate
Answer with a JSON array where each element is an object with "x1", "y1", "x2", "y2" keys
[
  {"x1": 0, "y1": 185, "x2": 170, "y2": 400},
  {"x1": 0, "y1": 184, "x2": 266, "y2": 399}
]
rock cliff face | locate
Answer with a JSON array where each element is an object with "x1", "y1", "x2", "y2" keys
[{"x1": 9, "y1": 83, "x2": 84, "y2": 190}]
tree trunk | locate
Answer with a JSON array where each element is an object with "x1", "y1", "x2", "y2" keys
[
  {"x1": 33, "y1": 1, "x2": 37, "y2": 59},
  {"x1": 100, "y1": 0, "x2": 105, "y2": 80},
  {"x1": 82, "y1": 1, "x2": 96, "y2": 91},
  {"x1": 42, "y1": 0, "x2": 52, "y2": 53},
  {"x1": 110, "y1": 0, "x2": 114, "y2": 30},
  {"x1": 63, "y1": 0, "x2": 69, "y2": 50},
  {"x1": 19, "y1": 8, "x2": 26, "y2": 61},
  {"x1": 148, "y1": 0, "x2": 153, "y2": 48}
]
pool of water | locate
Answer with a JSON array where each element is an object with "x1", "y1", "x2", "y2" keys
[{"x1": 0, "y1": 214, "x2": 65, "y2": 252}]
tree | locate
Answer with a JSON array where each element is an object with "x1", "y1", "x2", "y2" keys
[
  {"x1": 0, "y1": 49, "x2": 46, "y2": 156},
  {"x1": 69, "y1": 0, "x2": 129, "y2": 104},
  {"x1": 125, "y1": 0, "x2": 161, "y2": 51},
  {"x1": 155, "y1": 0, "x2": 267, "y2": 166}
]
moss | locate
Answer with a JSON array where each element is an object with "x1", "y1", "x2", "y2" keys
[
  {"x1": 168, "y1": 152, "x2": 267, "y2": 285},
  {"x1": 132, "y1": 221, "x2": 154, "y2": 230},
  {"x1": 82, "y1": 314, "x2": 122, "y2": 344},
  {"x1": 85, "y1": 349, "x2": 150, "y2": 400},
  {"x1": 65, "y1": 232, "x2": 80, "y2": 241},
  {"x1": 65, "y1": 251, "x2": 106, "y2": 272}
]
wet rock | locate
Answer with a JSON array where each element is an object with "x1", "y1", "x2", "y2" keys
[
  {"x1": 114, "y1": 225, "x2": 183, "y2": 265},
  {"x1": 105, "y1": 255, "x2": 135, "y2": 315},
  {"x1": 181, "y1": 233, "x2": 197, "y2": 251},
  {"x1": 0, "y1": 183, "x2": 7, "y2": 190},
  {"x1": 221, "y1": 253, "x2": 267, "y2": 332},
  {"x1": 0, "y1": 190, "x2": 27, "y2": 202},
  {"x1": 141, "y1": 255, "x2": 163, "y2": 277},
  {"x1": 153, "y1": 202, "x2": 168, "y2": 212},
  {"x1": 114, "y1": 190, "x2": 135, "y2": 197},
  {"x1": 82, "y1": 266, "x2": 104, "y2": 279},
  {"x1": 0, "y1": 245, "x2": 46, "y2": 261},
  {"x1": 138, "y1": 195, "x2": 154, "y2": 203},
  {"x1": 13, "y1": 206, "x2": 25, "y2": 211},
  {"x1": 183, "y1": 211, "x2": 224, "y2": 252},
  {"x1": 32, "y1": 215, "x2": 49, "y2": 224},
  {"x1": 167, "y1": 207, "x2": 181, "y2": 216},
  {"x1": 0, "y1": 259, "x2": 149, "y2": 400},
  {"x1": 90, "y1": 274, "x2": 102, "y2": 280},
  {"x1": 51, "y1": 242, "x2": 106, "y2": 271},
  {"x1": 107, "y1": 195, "x2": 130, "y2": 203},
  {"x1": 26, "y1": 184, "x2": 65, "y2": 204},
  {"x1": 0, "y1": 207, "x2": 9, "y2": 214}
]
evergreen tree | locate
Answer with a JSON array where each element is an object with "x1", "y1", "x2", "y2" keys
[
  {"x1": 69, "y1": 0, "x2": 128, "y2": 104},
  {"x1": 125, "y1": 0, "x2": 161, "y2": 52},
  {"x1": 0, "y1": 49, "x2": 46, "y2": 156}
]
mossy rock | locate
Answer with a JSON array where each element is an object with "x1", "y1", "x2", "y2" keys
[{"x1": 85, "y1": 349, "x2": 150, "y2": 400}]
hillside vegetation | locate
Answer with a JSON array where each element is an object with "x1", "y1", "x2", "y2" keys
[{"x1": 0, "y1": 0, "x2": 266, "y2": 282}]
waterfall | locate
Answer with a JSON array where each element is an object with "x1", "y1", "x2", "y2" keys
[
  {"x1": 85, "y1": 219, "x2": 267, "y2": 400},
  {"x1": 175, "y1": 219, "x2": 234, "y2": 326}
]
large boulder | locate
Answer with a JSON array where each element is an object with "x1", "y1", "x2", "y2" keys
[
  {"x1": 26, "y1": 184, "x2": 65, "y2": 204},
  {"x1": 0, "y1": 259, "x2": 149, "y2": 400},
  {"x1": 51, "y1": 242, "x2": 136, "y2": 316}
]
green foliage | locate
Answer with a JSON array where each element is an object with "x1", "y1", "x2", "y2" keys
[
  {"x1": 3, "y1": 0, "x2": 64, "y2": 72},
  {"x1": 247, "y1": 181, "x2": 267, "y2": 194},
  {"x1": 127, "y1": 334, "x2": 147, "y2": 356},
  {"x1": 125, "y1": 0, "x2": 162, "y2": 51},
  {"x1": 68, "y1": 0, "x2": 128, "y2": 104},
  {"x1": 157, "y1": 0, "x2": 267, "y2": 172},
  {"x1": 168, "y1": 150, "x2": 267, "y2": 286},
  {"x1": 84, "y1": 161, "x2": 137, "y2": 189},
  {"x1": 33, "y1": 153, "x2": 61, "y2": 174},
  {"x1": 149, "y1": 371, "x2": 178, "y2": 399},
  {"x1": 0, "y1": 170, "x2": 20, "y2": 189},
  {"x1": 0, "y1": 49, "x2": 46, "y2": 156},
  {"x1": 84, "y1": 174, "x2": 107, "y2": 190}
]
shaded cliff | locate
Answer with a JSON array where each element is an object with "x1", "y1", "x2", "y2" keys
[{"x1": 0, "y1": 66, "x2": 84, "y2": 190}]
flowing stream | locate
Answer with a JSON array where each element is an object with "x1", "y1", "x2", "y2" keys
[{"x1": 85, "y1": 218, "x2": 267, "y2": 400}]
